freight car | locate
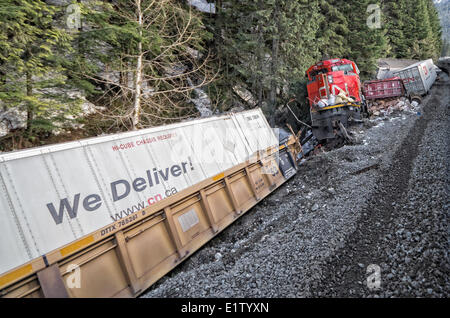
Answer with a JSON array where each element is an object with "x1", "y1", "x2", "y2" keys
[
  {"x1": 392, "y1": 59, "x2": 437, "y2": 103},
  {"x1": 363, "y1": 77, "x2": 406, "y2": 101},
  {"x1": 0, "y1": 108, "x2": 299, "y2": 298}
]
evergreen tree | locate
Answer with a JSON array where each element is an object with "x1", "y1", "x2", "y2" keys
[
  {"x1": 317, "y1": 0, "x2": 351, "y2": 59},
  {"x1": 383, "y1": 0, "x2": 409, "y2": 58},
  {"x1": 404, "y1": 0, "x2": 434, "y2": 59},
  {"x1": 426, "y1": 0, "x2": 443, "y2": 58},
  {"x1": 399, "y1": 0, "x2": 417, "y2": 55},
  {"x1": 345, "y1": 0, "x2": 388, "y2": 77},
  {"x1": 219, "y1": 0, "x2": 322, "y2": 121},
  {"x1": 0, "y1": 0, "x2": 81, "y2": 141}
]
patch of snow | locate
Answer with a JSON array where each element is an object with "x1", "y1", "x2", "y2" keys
[
  {"x1": 187, "y1": 77, "x2": 212, "y2": 117},
  {"x1": 188, "y1": 0, "x2": 216, "y2": 14},
  {"x1": 185, "y1": 47, "x2": 203, "y2": 60},
  {"x1": 233, "y1": 85, "x2": 257, "y2": 107},
  {"x1": 0, "y1": 121, "x2": 8, "y2": 138},
  {"x1": 164, "y1": 64, "x2": 188, "y2": 77}
]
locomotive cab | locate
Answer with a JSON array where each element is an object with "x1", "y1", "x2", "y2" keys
[{"x1": 306, "y1": 59, "x2": 364, "y2": 142}]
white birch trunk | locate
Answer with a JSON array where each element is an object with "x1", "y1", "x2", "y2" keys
[{"x1": 132, "y1": 0, "x2": 143, "y2": 130}]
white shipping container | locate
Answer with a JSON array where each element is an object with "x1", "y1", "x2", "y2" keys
[
  {"x1": 0, "y1": 108, "x2": 278, "y2": 275},
  {"x1": 393, "y1": 59, "x2": 437, "y2": 96}
]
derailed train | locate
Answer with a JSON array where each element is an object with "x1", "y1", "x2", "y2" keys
[
  {"x1": 306, "y1": 58, "x2": 365, "y2": 143},
  {"x1": 0, "y1": 108, "x2": 300, "y2": 298},
  {"x1": 0, "y1": 58, "x2": 437, "y2": 298},
  {"x1": 305, "y1": 58, "x2": 437, "y2": 144}
]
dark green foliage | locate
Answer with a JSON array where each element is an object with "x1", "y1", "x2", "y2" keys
[
  {"x1": 0, "y1": 0, "x2": 445, "y2": 150},
  {"x1": 317, "y1": 0, "x2": 351, "y2": 59},
  {"x1": 0, "y1": 0, "x2": 82, "y2": 139},
  {"x1": 384, "y1": 0, "x2": 443, "y2": 60},
  {"x1": 427, "y1": 0, "x2": 444, "y2": 56},
  {"x1": 345, "y1": 0, "x2": 388, "y2": 78},
  {"x1": 216, "y1": 0, "x2": 322, "y2": 121},
  {"x1": 384, "y1": 0, "x2": 409, "y2": 58}
]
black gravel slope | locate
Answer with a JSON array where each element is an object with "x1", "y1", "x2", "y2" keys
[
  {"x1": 310, "y1": 78, "x2": 449, "y2": 298},
  {"x1": 142, "y1": 76, "x2": 449, "y2": 298}
]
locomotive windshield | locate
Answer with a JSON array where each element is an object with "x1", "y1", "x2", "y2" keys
[
  {"x1": 308, "y1": 68, "x2": 329, "y2": 80},
  {"x1": 332, "y1": 64, "x2": 354, "y2": 73}
]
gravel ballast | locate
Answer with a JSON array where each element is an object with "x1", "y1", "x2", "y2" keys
[{"x1": 142, "y1": 75, "x2": 449, "y2": 298}]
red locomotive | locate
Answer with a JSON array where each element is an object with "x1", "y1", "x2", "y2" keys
[{"x1": 305, "y1": 58, "x2": 365, "y2": 142}]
